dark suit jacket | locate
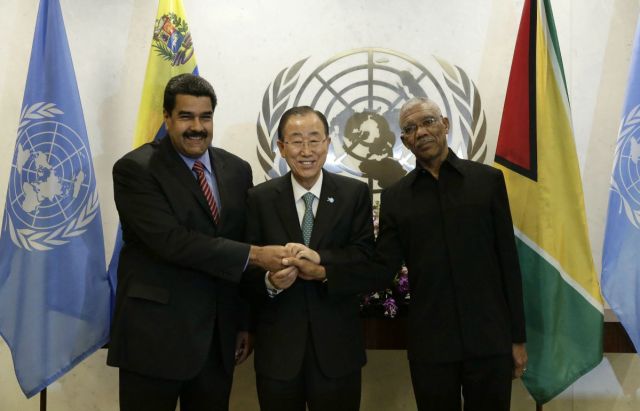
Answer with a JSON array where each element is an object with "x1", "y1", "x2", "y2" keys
[
  {"x1": 107, "y1": 136, "x2": 252, "y2": 380},
  {"x1": 328, "y1": 151, "x2": 526, "y2": 363},
  {"x1": 242, "y1": 171, "x2": 375, "y2": 380}
]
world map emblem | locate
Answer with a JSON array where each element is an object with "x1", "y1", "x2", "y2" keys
[
  {"x1": 152, "y1": 13, "x2": 194, "y2": 66},
  {"x1": 4, "y1": 103, "x2": 100, "y2": 251},
  {"x1": 256, "y1": 48, "x2": 488, "y2": 193},
  {"x1": 611, "y1": 104, "x2": 640, "y2": 228}
]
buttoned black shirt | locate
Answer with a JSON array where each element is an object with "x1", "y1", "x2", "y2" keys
[{"x1": 367, "y1": 150, "x2": 525, "y2": 363}]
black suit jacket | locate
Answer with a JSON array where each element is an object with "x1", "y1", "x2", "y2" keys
[
  {"x1": 242, "y1": 171, "x2": 375, "y2": 380},
  {"x1": 107, "y1": 136, "x2": 252, "y2": 380},
  {"x1": 329, "y1": 151, "x2": 526, "y2": 363}
]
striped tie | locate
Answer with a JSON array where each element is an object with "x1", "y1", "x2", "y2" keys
[{"x1": 193, "y1": 160, "x2": 220, "y2": 224}]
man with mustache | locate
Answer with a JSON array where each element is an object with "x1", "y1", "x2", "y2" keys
[
  {"x1": 108, "y1": 74, "x2": 286, "y2": 411},
  {"x1": 287, "y1": 98, "x2": 528, "y2": 411}
]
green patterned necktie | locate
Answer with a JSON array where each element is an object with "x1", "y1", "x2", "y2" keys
[{"x1": 301, "y1": 192, "x2": 315, "y2": 246}]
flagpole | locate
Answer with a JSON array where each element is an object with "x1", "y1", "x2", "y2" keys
[{"x1": 40, "y1": 388, "x2": 47, "y2": 411}]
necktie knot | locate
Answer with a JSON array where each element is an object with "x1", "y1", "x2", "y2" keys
[
  {"x1": 192, "y1": 160, "x2": 205, "y2": 174},
  {"x1": 302, "y1": 192, "x2": 315, "y2": 208}
]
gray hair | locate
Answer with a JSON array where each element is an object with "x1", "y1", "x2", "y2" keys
[{"x1": 399, "y1": 97, "x2": 443, "y2": 122}]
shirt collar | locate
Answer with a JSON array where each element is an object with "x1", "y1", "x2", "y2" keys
[
  {"x1": 409, "y1": 148, "x2": 463, "y2": 184},
  {"x1": 291, "y1": 171, "x2": 323, "y2": 202},
  {"x1": 179, "y1": 150, "x2": 212, "y2": 174},
  {"x1": 444, "y1": 149, "x2": 464, "y2": 174}
]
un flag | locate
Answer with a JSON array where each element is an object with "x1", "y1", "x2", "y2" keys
[
  {"x1": 0, "y1": 0, "x2": 113, "y2": 398},
  {"x1": 602, "y1": 15, "x2": 640, "y2": 354}
]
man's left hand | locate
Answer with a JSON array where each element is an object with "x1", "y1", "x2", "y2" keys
[
  {"x1": 512, "y1": 343, "x2": 528, "y2": 379},
  {"x1": 235, "y1": 331, "x2": 254, "y2": 365},
  {"x1": 284, "y1": 243, "x2": 321, "y2": 264},
  {"x1": 283, "y1": 257, "x2": 326, "y2": 281}
]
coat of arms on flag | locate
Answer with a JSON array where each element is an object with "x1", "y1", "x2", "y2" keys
[{"x1": 152, "y1": 12, "x2": 194, "y2": 66}]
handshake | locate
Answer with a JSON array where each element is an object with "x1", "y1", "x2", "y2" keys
[{"x1": 249, "y1": 243, "x2": 325, "y2": 290}]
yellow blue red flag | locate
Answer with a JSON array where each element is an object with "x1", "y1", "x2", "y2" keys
[
  {"x1": 107, "y1": 0, "x2": 199, "y2": 287},
  {"x1": 133, "y1": 0, "x2": 199, "y2": 146}
]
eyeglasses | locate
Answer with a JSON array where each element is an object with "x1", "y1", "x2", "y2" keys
[
  {"x1": 401, "y1": 116, "x2": 438, "y2": 136},
  {"x1": 282, "y1": 138, "x2": 328, "y2": 150}
]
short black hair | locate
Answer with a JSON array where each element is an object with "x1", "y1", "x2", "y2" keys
[
  {"x1": 277, "y1": 106, "x2": 329, "y2": 141},
  {"x1": 163, "y1": 74, "x2": 217, "y2": 114}
]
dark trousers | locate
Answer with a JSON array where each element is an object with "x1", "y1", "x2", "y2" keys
[
  {"x1": 409, "y1": 354, "x2": 513, "y2": 411},
  {"x1": 256, "y1": 334, "x2": 361, "y2": 411},
  {"x1": 119, "y1": 334, "x2": 232, "y2": 411}
]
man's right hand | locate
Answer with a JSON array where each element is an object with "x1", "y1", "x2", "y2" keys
[
  {"x1": 267, "y1": 266, "x2": 298, "y2": 290},
  {"x1": 249, "y1": 245, "x2": 288, "y2": 272}
]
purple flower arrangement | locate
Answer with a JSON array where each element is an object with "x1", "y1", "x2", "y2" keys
[
  {"x1": 359, "y1": 266, "x2": 410, "y2": 318},
  {"x1": 359, "y1": 201, "x2": 410, "y2": 319}
]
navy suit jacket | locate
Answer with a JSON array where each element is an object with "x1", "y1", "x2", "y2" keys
[
  {"x1": 242, "y1": 171, "x2": 375, "y2": 379},
  {"x1": 107, "y1": 136, "x2": 252, "y2": 379}
]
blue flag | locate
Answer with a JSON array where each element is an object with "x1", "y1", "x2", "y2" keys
[
  {"x1": 602, "y1": 15, "x2": 640, "y2": 353},
  {"x1": 0, "y1": 0, "x2": 113, "y2": 397}
]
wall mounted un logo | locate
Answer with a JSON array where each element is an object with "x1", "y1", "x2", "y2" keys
[
  {"x1": 4, "y1": 103, "x2": 100, "y2": 251},
  {"x1": 257, "y1": 48, "x2": 488, "y2": 193},
  {"x1": 611, "y1": 104, "x2": 640, "y2": 228}
]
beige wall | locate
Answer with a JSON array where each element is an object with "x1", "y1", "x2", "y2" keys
[
  {"x1": 1, "y1": 0, "x2": 636, "y2": 274},
  {"x1": 1, "y1": 0, "x2": 640, "y2": 409}
]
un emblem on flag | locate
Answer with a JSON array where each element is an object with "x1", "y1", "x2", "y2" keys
[
  {"x1": 256, "y1": 48, "x2": 487, "y2": 193},
  {"x1": 4, "y1": 103, "x2": 100, "y2": 251},
  {"x1": 612, "y1": 104, "x2": 640, "y2": 228}
]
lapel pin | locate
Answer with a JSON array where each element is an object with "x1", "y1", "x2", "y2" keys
[{"x1": 327, "y1": 197, "x2": 335, "y2": 203}]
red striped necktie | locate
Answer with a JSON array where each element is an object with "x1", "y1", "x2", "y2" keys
[{"x1": 192, "y1": 160, "x2": 220, "y2": 224}]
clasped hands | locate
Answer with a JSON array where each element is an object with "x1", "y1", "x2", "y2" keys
[{"x1": 250, "y1": 243, "x2": 325, "y2": 290}]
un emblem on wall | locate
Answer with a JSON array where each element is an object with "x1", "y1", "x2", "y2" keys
[
  {"x1": 257, "y1": 48, "x2": 488, "y2": 193},
  {"x1": 4, "y1": 103, "x2": 100, "y2": 251},
  {"x1": 611, "y1": 104, "x2": 640, "y2": 228}
]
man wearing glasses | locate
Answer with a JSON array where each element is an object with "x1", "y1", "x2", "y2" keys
[
  {"x1": 287, "y1": 98, "x2": 528, "y2": 411},
  {"x1": 242, "y1": 106, "x2": 375, "y2": 411}
]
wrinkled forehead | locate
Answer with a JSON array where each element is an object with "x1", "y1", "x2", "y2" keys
[{"x1": 399, "y1": 101, "x2": 442, "y2": 125}]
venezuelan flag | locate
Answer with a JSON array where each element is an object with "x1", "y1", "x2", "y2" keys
[
  {"x1": 133, "y1": 0, "x2": 199, "y2": 147},
  {"x1": 495, "y1": 0, "x2": 603, "y2": 404},
  {"x1": 107, "y1": 0, "x2": 199, "y2": 292}
]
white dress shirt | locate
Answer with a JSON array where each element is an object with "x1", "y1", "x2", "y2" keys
[{"x1": 265, "y1": 172, "x2": 324, "y2": 295}]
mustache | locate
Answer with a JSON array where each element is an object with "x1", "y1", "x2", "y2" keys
[
  {"x1": 416, "y1": 135, "x2": 435, "y2": 144},
  {"x1": 183, "y1": 131, "x2": 208, "y2": 139}
]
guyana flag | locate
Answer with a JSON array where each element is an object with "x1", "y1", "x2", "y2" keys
[{"x1": 494, "y1": 0, "x2": 603, "y2": 404}]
